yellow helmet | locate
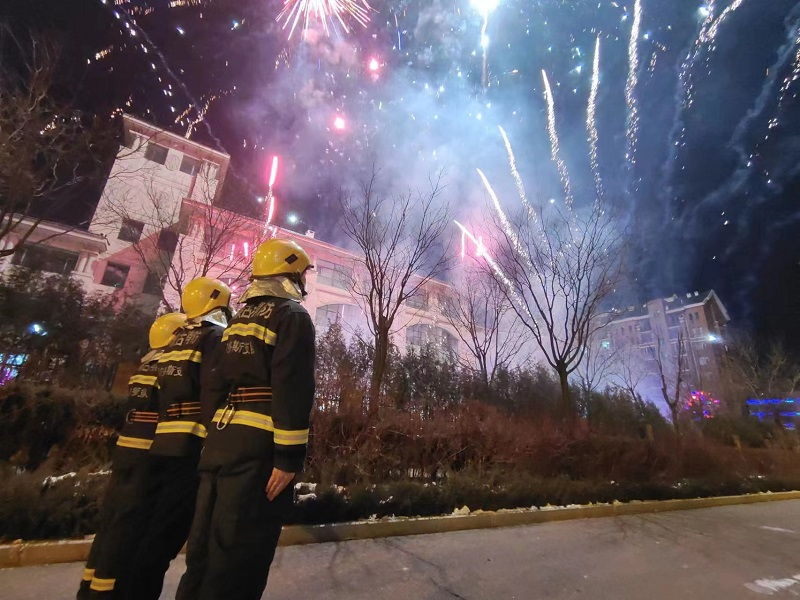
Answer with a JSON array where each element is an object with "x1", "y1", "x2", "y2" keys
[
  {"x1": 182, "y1": 277, "x2": 232, "y2": 320},
  {"x1": 149, "y1": 312, "x2": 187, "y2": 349},
  {"x1": 252, "y1": 238, "x2": 311, "y2": 279}
]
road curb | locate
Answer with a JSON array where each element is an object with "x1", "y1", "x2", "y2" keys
[{"x1": 2, "y1": 490, "x2": 799, "y2": 569}]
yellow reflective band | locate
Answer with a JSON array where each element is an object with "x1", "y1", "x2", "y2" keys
[
  {"x1": 155, "y1": 420, "x2": 208, "y2": 438},
  {"x1": 274, "y1": 427, "x2": 310, "y2": 446},
  {"x1": 158, "y1": 349, "x2": 202, "y2": 364},
  {"x1": 128, "y1": 374, "x2": 158, "y2": 386},
  {"x1": 222, "y1": 323, "x2": 277, "y2": 346},
  {"x1": 211, "y1": 409, "x2": 308, "y2": 445},
  {"x1": 82, "y1": 568, "x2": 95, "y2": 581},
  {"x1": 90, "y1": 577, "x2": 115, "y2": 592},
  {"x1": 116, "y1": 436, "x2": 153, "y2": 450}
]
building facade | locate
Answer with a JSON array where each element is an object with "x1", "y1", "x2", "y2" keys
[
  {"x1": 1, "y1": 115, "x2": 463, "y2": 360},
  {"x1": 599, "y1": 290, "x2": 731, "y2": 397}
]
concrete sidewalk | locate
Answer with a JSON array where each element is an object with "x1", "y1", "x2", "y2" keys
[{"x1": 4, "y1": 500, "x2": 800, "y2": 599}]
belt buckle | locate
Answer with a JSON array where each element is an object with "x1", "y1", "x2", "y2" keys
[{"x1": 125, "y1": 409, "x2": 135, "y2": 424}]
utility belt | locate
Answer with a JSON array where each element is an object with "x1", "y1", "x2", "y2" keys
[
  {"x1": 126, "y1": 410, "x2": 159, "y2": 424},
  {"x1": 214, "y1": 386, "x2": 273, "y2": 431}
]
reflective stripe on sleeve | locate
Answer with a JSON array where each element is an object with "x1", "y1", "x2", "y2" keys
[
  {"x1": 116, "y1": 436, "x2": 153, "y2": 450},
  {"x1": 222, "y1": 323, "x2": 277, "y2": 346},
  {"x1": 128, "y1": 374, "x2": 158, "y2": 386},
  {"x1": 155, "y1": 421, "x2": 208, "y2": 438},
  {"x1": 158, "y1": 349, "x2": 202, "y2": 364},
  {"x1": 273, "y1": 427, "x2": 310, "y2": 446},
  {"x1": 82, "y1": 568, "x2": 95, "y2": 582},
  {"x1": 90, "y1": 577, "x2": 116, "y2": 592}
]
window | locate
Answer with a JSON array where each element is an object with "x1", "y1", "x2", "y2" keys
[
  {"x1": 699, "y1": 357, "x2": 710, "y2": 367},
  {"x1": 406, "y1": 290, "x2": 428, "y2": 310},
  {"x1": 144, "y1": 143, "x2": 168, "y2": 164},
  {"x1": 316, "y1": 259, "x2": 351, "y2": 289},
  {"x1": 406, "y1": 324, "x2": 459, "y2": 359},
  {"x1": 100, "y1": 262, "x2": 130, "y2": 288},
  {"x1": 12, "y1": 245, "x2": 79, "y2": 275},
  {"x1": 179, "y1": 155, "x2": 201, "y2": 176},
  {"x1": 315, "y1": 304, "x2": 358, "y2": 329},
  {"x1": 118, "y1": 218, "x2": 145, "y2": 243},
  {"x1": 157, "y1": 229, "x2": 179, "y2": 253},
  {"x1": 143, "y1": 271, "x2": 164, "y2": 295}
]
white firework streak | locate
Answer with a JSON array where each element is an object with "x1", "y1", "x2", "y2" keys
[
  {"x1": 701, "y1": 0, "x2": 747, "y2": 46},
  {"x1": 774, "y1": 24, "x2": 800, "y2": 125},
  {"x1": 541, "y1": 70, "x2": 574, "y2": 208},
  {"x1": 587, "y1": 36, "x2": 603, "y2": 198},
  {"x1": 498, "y1": 125, "x2": 538, "y2": 225},
  {"x1": 625, "y1": 0, "x2": 642, "y2": 165},
  {"x1": 476, "y1": 168, "x2": 535, "y2": 272},
  {"x1": 453, "y1": 220, "x2": 531, "y2": 320},
  {"x1": 680, "y1": 0, "x2": 716, "y2": 110}
]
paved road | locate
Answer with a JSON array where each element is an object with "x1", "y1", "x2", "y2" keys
[{"x1": 4, "y1": 500, "x2": 800, "y2": 599}]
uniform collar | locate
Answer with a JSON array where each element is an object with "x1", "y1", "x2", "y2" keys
[{"x1": 240, "y1": 276, "x2": 303, "y2": 304}]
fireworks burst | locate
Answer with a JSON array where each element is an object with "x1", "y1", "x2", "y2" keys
[{"x1": 277, "y1": 0, "x2": 372, "y2": 40}]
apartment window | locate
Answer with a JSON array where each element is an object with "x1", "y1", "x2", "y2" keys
[
  {"x1": 143, "y1": 271, "x2": 164, "y2": 295},
  {"x1": 406, "y1": 290, "x2": 428, "y2": 310},
  {"x1": 157, "y1": 230, "x2": 179, "y2": 253},
  {"x1": 144, "y1": 143, "x2": 168, "y2": 165},
  {"x1": 180, "y1": 155, "x2": 201, "y2": 176},
  {"x1": 100, "y1": 262, "x2": 130, "y2": 288},
  {"x1": 316, "y1": 259, "x2": 351, "y2": 289},
  {"x1": 316, "y1": 304, "x2": 358, "y2": 329},
  {"x1": 406, "y1": 324, "x2": 459, "y2": 358},
  {"x1": 118, "y1": 218, "x2": 145, "y2": 243},
  {"x1": 12, "y1": 245, "x2": 79, "y2": 275}
]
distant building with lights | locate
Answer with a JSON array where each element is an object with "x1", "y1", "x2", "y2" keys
[
  {"x1": 0, "y1": 114, "x2": 465, "y2": 362},
  {"x1": 597, "y1": 290, "x2": 731, "y2": 396}
]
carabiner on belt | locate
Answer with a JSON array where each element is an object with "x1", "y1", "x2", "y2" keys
[{"x1": 216, "y1": 402, "x2": 235, "y2": 430}]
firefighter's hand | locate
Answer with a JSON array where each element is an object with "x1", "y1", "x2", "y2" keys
[{"x1": 266, "y1": 468, "x2": 294, "y2": 501}]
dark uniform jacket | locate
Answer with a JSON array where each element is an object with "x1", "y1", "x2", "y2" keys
[
  {"x1": 203, "y1": 294, "x2": 315, "y2": 473},
  {"x1": 112, "y1": 355, "x2": 161, "y2": 468},
  {"x1": 150, "y1": 321, "x2": 224, "y2": 458}
]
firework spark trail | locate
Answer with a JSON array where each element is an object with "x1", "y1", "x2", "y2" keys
[
  {"x1": 498, "y1": 126, "x2": 537, "y2": 224},
  {"x1": 773, "y1": 25, "x2": 800, "y2": 125},
  {"x1": 541, "y1": 70, "x2": 574, "y2": 209},
  {"x1": 476, "y1": 168, "x2": 535, "y2": 272},
  {"x1": 701, "y1": 0, "x2": 748, "y2": 46},
  {"x1": 278, "y1": 0, "x2": 371, "y2": 40},
  {"x1": 625, "y1": 0, "x2": 642, "y2": 166},
  {"x1": 481, "y1": 15, "x2": 490, "y2": 92},
  {"x1": 453, "y1": 220, "x2": 530, "y2": 320},
  {"x1": 587, "y1": 36, "x2": 603, "y2": 199},
  {"x1": 97, "y1": 1, "x2": 229, "y2": 156},
  {"x1": 678, "y1": 5, "x2": 800, "y2": 232}
]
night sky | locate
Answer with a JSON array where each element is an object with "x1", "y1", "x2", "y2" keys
[{"x1": 3, "y1": 0, "x2": 800, "y2": 349}]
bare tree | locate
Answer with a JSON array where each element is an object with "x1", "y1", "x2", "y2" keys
[
  {"x1": 575, "y1": 330, "x2": 619, "y2": 408},
  {"x1": 0, "y1": 28, "x2": 116, "y2": 257},
  {"x1": 488, "y1": 199, "x2": 624, "y2": 423},
  {"x1": 654, "y1": 330, "x2": 688, "y2": 435},
  {"x1": 340, "y1": 169, "x2": 451, "y2": 416},
  {"x1": 442, "y1": 262, "x2": 526, "y2": 390},
  {"x1": 610, "y1": 340, "x2": 652, "y2": 404},
  {"x1": 721, "y1": 332, "x2": 800, "y2": 425},
  {"x1": 102, "y1": 174, "x2": 258, "y2": 310}
]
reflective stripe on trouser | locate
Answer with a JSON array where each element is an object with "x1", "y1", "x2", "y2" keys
[
  {"x1": 122, "y1": 455, "x2": 200, "y2": 600},
  {"x1": 175, "y1": 458, "x2": 290, "y2": 600},
  {"x1": 211, "y1": 409, "x2": 308, "y2": 446},
  {"x1": 84, "y1": 459, "x2": 151, "y2": 599}
]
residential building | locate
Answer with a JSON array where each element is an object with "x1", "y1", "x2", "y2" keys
[{"x1": 599, "y1": 290, "x2": 731, "y2": 395}]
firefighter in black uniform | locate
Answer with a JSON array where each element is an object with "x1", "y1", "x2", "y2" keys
[
  {"x1": 76, "y1": 312, "x2": 186, "y2": 600},
  {"x1": 176, "y1": 239, "x2": 316, "y2": 600},
  {"x1": 123, "y1": 277, "x2": 231, "y2": 600}
]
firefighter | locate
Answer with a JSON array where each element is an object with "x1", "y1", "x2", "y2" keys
[
  {"x1": 76, "y1": 312, "x2": 186, "y2": 600},
  {"x1": 176, "y1": 239, "x2": 316, "y2": 600},
  {"x1": 122, "y1": 277, "x2": 231, "y2": 600}
]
